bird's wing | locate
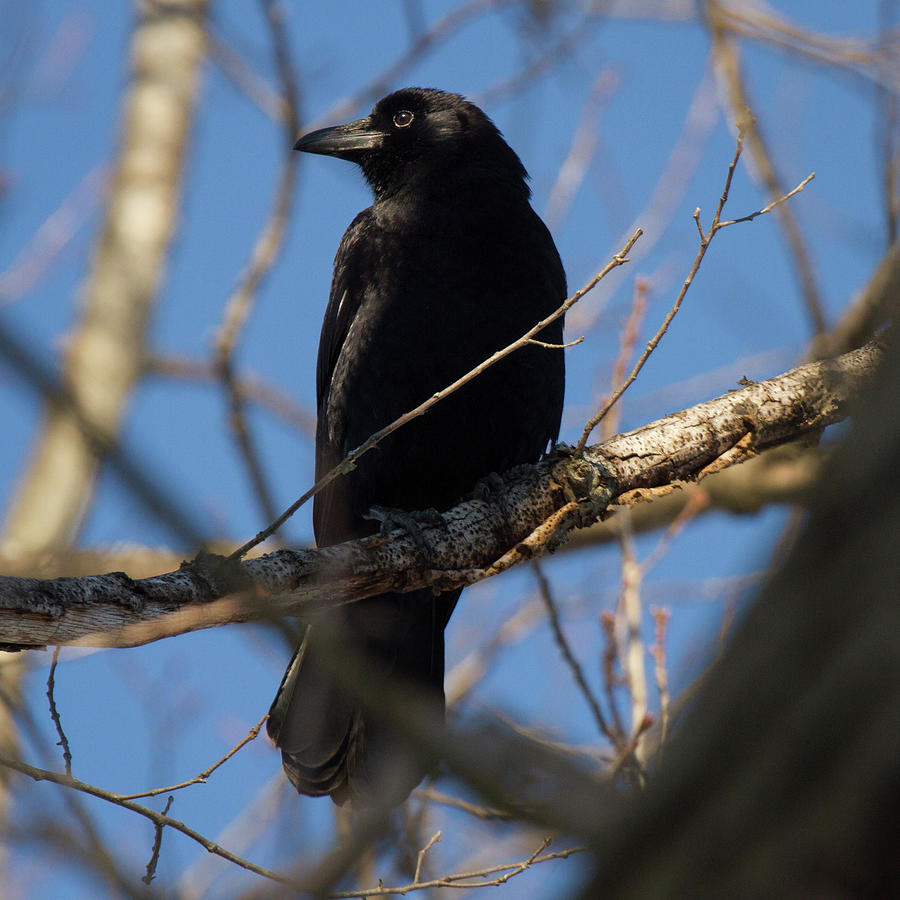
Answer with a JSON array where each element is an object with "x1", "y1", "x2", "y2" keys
[
  {"x1": 315, "y1": 209, "x2": 371, "y2": 408},
  {"x1": 313, "y1": 209, "x2": 374, "y2": 546}
]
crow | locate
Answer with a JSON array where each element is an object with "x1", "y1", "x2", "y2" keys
[{"x1": 267, "y1": 87, "x2": 566, "y2": 806}]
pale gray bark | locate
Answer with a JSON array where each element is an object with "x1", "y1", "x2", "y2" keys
[{"x1": 0, "y1": 339, "x2": 881, "y2": 649}]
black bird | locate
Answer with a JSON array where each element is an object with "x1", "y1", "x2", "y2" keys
[{"x1": 267, "y1": 88, "x2": 566, "y2": 805}]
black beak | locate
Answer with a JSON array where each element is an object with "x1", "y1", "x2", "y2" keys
[{"x1": 294, "y1": 117, "x2": 386, "y2": 159}]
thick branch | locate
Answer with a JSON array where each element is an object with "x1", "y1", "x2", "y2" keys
[
  {"x1": 0, "y1": 340, "x2": 882, "y2": 649},
  {"x1": 2, "y1": 0, "x2": 208, "y2": 553}
]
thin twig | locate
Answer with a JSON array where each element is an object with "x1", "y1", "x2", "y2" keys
[
  {"x1": 600, "y1": 611, "x2": 627, "y2": 743},
  {"x1": 141, "y1": 794, "x2": 173, "y2": 885},
  {"x1": 117, "y1": 713, "x2": 268, "y2": 801},
  {"x1": 146, "y1": 353, "x2": 315, "y2": 436},
  {"x1": 0, "y1": 164, "x2": 107, "y2": 305},
  {"x1": 230, "y1": 229, "x2": 642, "y2": 559},
  {"x1": 575, "y1": 136, "x2": 814, "y2": 452},
  {"x1": 46, "y1": 646, "x2": 73, "y2": 776},
  {"x1": 526, "y1": 336, "x2": 584, "y2": 350},
  {"x1": 413, "y1": 830, "x2": 441, "y2": 884},
  {"x1": 649, "y1": 606, "x2": 671, "y2": 755},
  {"x1": 708, "y1": 6, "x2": 826, "y2": 335},
  {"x1": 214, "y1": 0, "x2": 302, "y2": 528},
  {"x1": 310, "y1": 0, "x2": 519, "y2": 129},
  {"x1": 568, "y1": 55, "x2": 720, "y2": 336},
  {"x1": 601, "y1": 277, "x2": 649, "y2": 440},
  {"x1": 327, "y1": 839, "x2": 585, "y2": 897},
  {"x1": 616, "y1": 530, "x2": 647, "y2": 756},
  {"x1": 533, "y1": 560, "x2": 618, "y2": 748},
  {"x1": 0, "y1": 753, "x2": 298, "y2": 888},
  {"x1": 414, "y1": 787, "x2": 511, "y2": 821}
]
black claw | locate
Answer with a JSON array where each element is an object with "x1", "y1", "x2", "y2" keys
[
  {"x1": 471, "y1": 471, "x2": 505, "y2": 501},
  {"x1": 365, "y1": 505, "x2": 444, "y2": 566}
]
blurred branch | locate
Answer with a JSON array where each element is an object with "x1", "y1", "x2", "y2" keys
[
  {"x1": 544, "y1": 69, "x2": 619, "y2": 232},
  {"x1": 307, "y1": 0, "x2": 519, "y2": 129},
  {"x1": 534, "y1": 560, "x2": 618, "y2": 746},
  {"x1": 1, "y1": 0, "x2": 209, "y2": 553},
  {"x1": 0, "y1": 338, "x2": 881, "y2": 649},
  {"x1": 877, "y1": 0, "x2": 900, "y2": 243},
  {"x1": 146, "y1": 353, "x2": 316, "y2": 436},
  {"x1": 809, "y1": 238, "x2": 900, "y2": 360},
  {"x1": 716, "y1": 2, "x2": 900, "y2": 91},
  {"x1": 568, "y1": 54, "x2": 720, "y2": 336},
  {"x1": 579, "y1": 302, "x2": 900, "y2": 900},
  {"x1": 0, "y1": 7, "x2": 208, "y2": 881},
  {"x1": 214, "y1": 0, "x2": 302, "y2": 528},
  {"x1": 0, "y1": 753, "x2": 298, "y2": 889},
  {"x1": 561, "y1": 441, "x2": 823, "y2": 552},
  {"x1": 600, "y1": 277, "x2": 648, "y2": 440},
  {"x1": 117, "y1": 713, "x2": 267, "y2": 801},
  {"x1": 0, "y1": 318, "x2": 206, "y2": 548},
  {"x1": 0, "y1": 164, "x2": 107, "y2": 306},
  {"x1": 707, "y1": 1, "x2": 826, "y2": 336}
]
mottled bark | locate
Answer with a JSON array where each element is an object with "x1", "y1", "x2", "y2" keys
[{"x1": 0, "y1": 339, "x2": 881, "y2": 649}]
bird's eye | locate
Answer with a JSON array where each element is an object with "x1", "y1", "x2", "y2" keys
[{"x1": 393, "y1": 110, "x2": 414, "y2": 129}]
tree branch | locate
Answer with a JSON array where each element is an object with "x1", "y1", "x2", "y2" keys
[{"x1": 0, "y1": 338, "x2": 881, "y2": 650}]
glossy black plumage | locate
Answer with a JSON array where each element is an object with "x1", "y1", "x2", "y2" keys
[{"x1": 268, "y1": 88, "x2": 566, "y2": 805}]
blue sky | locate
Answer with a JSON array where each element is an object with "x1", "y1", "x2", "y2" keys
[{"x1": 0, "y1": 1, "x2": 892, "y2": 896}]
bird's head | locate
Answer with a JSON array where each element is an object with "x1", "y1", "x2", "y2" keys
[{"x1": 294, "y1": 87, "x2": 530, "y2": 200}]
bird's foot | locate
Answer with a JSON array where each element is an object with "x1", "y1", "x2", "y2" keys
[
  {"x1": 365, "y1": 505, "x2": 445, "y2": 567},
  {"x1": 470, "y1": 471, "x2": 505, "y2": 501}
]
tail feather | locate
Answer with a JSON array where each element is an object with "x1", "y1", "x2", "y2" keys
[{"x1": 268, "y1": 588, "x2": 460, "y2": 805}]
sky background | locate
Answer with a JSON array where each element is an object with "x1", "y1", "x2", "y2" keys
[{"x1": 0, "y1": 1, "x2": 893, "y2": 896}]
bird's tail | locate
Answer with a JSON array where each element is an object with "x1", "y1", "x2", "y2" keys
[{"x1": 267, "y1": 588, "x2": 460, "y2": 806}]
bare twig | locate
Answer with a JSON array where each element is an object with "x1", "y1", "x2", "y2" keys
[
  {"x1": 533, "y1": 560, "x2": 618, "y2": 748},
  {"x1": 649, "y1": 605, "x2": 671, "y2": 753},
  {"x1": 616, "y1": 531, "x2": 647, "y2": 754},
  {"x1": 45, "y1": 647, "x2": 72, "y2": 776},
  {"x1": 0, "y1": 164, "x2": 107, "y2": 305},
  {"x1": 708, "y1": 4, "x2": 826, "y2": 335},
  {"x1": 326, "y1": 839, "x2": 585, "y2": 897},
  {"x1": 146, "y1": 353, "x2": 315, "y2": 436},
  {"x1": 141, "y1": 794, "x2": 173, "y2": 885},
  {"x1": 600, "y1": 611, "x2": 627, "y2": 742},
  {"x1": 214, "y1": 0, "x2": 303, "y2": 529},
  {"x1": 117, "y1": 714, "x2": 267, "y2": 801},
  {"x1": 413, "y1": 830, "x2": 441, "y2": 884},
  {"x1": 545, "y1": 69, "x2": 620, "y2": 231},
  {"x1": 414, "y1": 787, "x2": 511, "y2": 821},
  {"x1": 601, "y1": 277, "x2": 649, "y2": 440},
  {"x1": 0, "y1": 753, "x2": 297, "y2": 888},
  {"x1": 575, "y1": 136, "x2": 814, "y2": 452},
  {"x1": 230, "y1": 229, "x2": 642, "y2": 559}
]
